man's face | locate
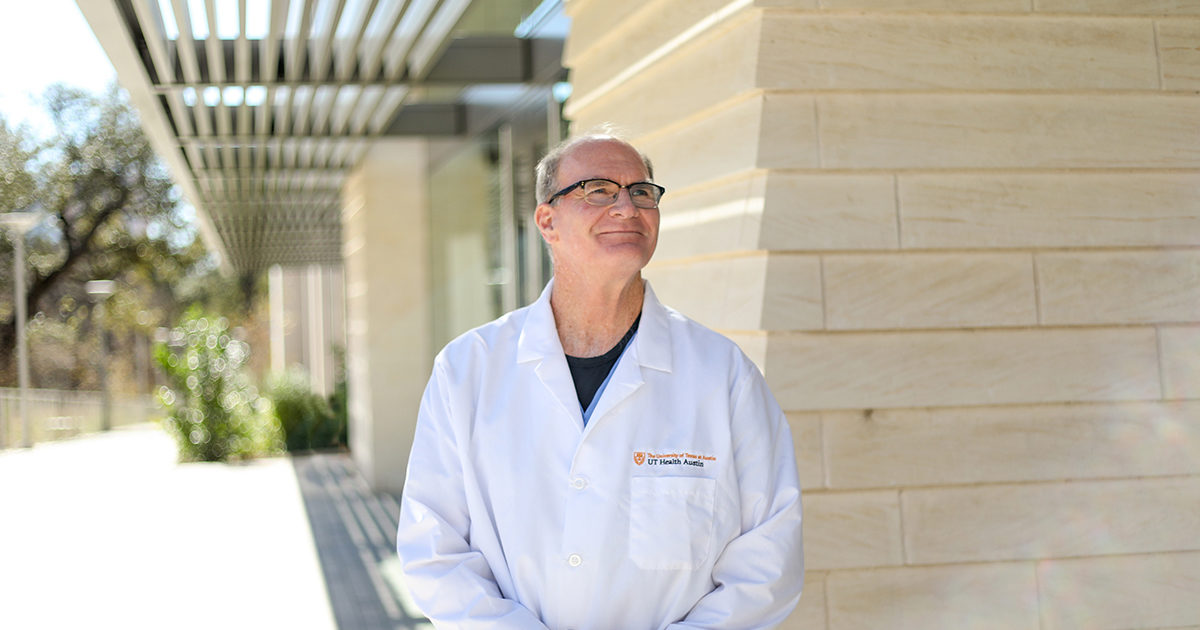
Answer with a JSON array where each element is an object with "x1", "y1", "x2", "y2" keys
[{"x1": 535, "y1": 139, "x2": 660, "y2": 281}]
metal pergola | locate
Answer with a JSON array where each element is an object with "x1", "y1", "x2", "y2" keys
[{"x1": 77, "y1": 0, "x2": 565, "y2": 272}]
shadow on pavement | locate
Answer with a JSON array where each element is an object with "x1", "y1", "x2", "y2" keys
[{"x1": 292, "y1": 453, "x2": 430, "y2": 630}]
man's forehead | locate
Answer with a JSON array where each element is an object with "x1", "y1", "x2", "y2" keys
[{"x1": 559, "y1": 139, "x2": 647, "y2": 180}]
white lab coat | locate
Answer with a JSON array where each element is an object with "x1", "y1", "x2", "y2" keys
[{"x1": 396, "y1": 280, "x2": 804, "y2": 630}]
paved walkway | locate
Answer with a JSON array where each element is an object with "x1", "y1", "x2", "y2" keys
[{"x1": 0, "y1": 425, "x2": 430, "y2": 630}]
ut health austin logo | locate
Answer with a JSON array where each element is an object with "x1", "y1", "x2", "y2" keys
[{"x1": 632, "y1": 450, "x2": 716, "y2": 469}]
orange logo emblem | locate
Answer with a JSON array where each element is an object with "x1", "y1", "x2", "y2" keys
[{"x1": 633, "y1": 452, "x2": 645, "y2": 466}]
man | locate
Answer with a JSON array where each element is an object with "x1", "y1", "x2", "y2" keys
[{"x1": 396, "y1": 133, "x2": 804, "y2": 629}]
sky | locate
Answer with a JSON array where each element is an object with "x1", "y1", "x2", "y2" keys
[{"x1": 0, "y1": 0, "x2": 117, "y2": 137}]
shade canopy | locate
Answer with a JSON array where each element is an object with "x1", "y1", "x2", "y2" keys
[{"x1": 77, "y1": 0, "x2": 565, "y2": 272}]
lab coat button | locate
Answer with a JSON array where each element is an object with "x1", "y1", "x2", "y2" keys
[
  {"x1": 570, "y1": 477, "x2": 587, "y2": 490},
  {"x1": 567, "y1": 553, "x2": 583, "y2": 567}
]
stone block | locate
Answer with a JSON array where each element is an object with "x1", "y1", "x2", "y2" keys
[
  {"x1": 1159, "y1": 19, "x2": 1200, "y2": 90},
  {"x1": 645, "y1": 255, "x2": 764, "y2": 331},
  {"x1": 755, "y1": 0, "x2": 821, "y2": 6},
  {"x1": 803, "y1": 490, "x2": 904, "y2": 570},
  {"x1": 765, "y1": 254, "x2": 826, "y2": 330},
  {"x1": 902, "y1": 478, "x2": 1200, "y2": 564},
  {"x1": 1035, "y1": 0, "x2": 1200, "y2": 15},
  {"x1": 758, "y1": 15, "x2": 1156, "y2": 90},
  {"x1": 1038, "y1": 250, "x2": 1200, "y2": 325},
  {"x1": 822, "y1": 402, "x2": 1200, "y2": 489},
  {"x1": 567, "y1": 14, "x2": 760, "y2": 138},
  {"x1": 646, "y1": 253, "x2": 824, "y2": 330},
  {"x1": 826, "y1": 563, "x2": 1039, "y2": 630},
  {"x1": 899, "y1": 173, "x2": 1200, "y2": 249},
  {"x1": 658, "y1": 173, "x2": 898, "y2": 257},
  {"x1": 778, "y1": 570, "x2": 826, "y2": 630},
  {"x1": 765, "y1": 328, "x2": 1161, "y2": 410},
  {"x1": 820, "y1": 0, "x2": 1028, "y2": 9},
  {"x1": 788, "y1": 412, "x2": 825, "y2": 489},
  {"x1": 563, "y1": 0, "x2": 661, "y2": 67},
  {"x1": 1161, "y1": 325, "x2": 1200, "y2": 399},
  {"x1": 818, "y1": 94, "x2": 1200, "y2": 169},
  {"x1": 760, "y1": 174, "x2": 898, "y2": 252},
  {"x1": 655, "y1": 173, "x2": 766, "y2": 260},
  {"x1": 637, "y1": 97, "x2": 768, "y2": 192},
  {"x1": 757, "y1": 93, "x2": 825, "y2": 170},
  {"x1": 640, "y1": 94, "x2": 819, "y2": 192},
  {"x1": 823, "y1": 253, "x2": 1036, "y2": 329},
  {"x1": 566, "y1": 0, "x2": 756, "y2": 97},
  {"x1": 1038, "y1": 552, "x2": 1200, "y2": 630}
]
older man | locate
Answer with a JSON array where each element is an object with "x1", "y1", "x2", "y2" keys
[{"x1": 396, "y1": 134, "x2": 804, "y2": 629}]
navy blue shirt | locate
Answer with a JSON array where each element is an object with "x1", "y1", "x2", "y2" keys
[{"x1": 565, "y1": 314, "x2": 641, "y2": 422}]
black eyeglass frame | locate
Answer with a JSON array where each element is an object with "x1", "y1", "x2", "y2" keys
[{"x1": 546, "y1": 178, "x2": 667, "y2": 209}]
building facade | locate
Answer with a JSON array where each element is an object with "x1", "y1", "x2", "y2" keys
[{"x1": 80, "y1": 0, "x2": 1200, "y2": 627}]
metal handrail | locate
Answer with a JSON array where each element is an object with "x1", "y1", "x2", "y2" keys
[{"x1": 0, "y1": 387, "x2": 158, "y2": 449}]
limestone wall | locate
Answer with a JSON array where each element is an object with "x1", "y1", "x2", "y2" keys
[{"x1": 563, "y1": 1, "x2": 1200, "y2": 627}]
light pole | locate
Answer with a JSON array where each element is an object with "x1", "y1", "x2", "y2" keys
[
  {"x1": 86, "y1": 280, "x2": 116, "y2": 432},
  {"x1": 1, "y1": 212, "x2": 40, "y2": 449}
]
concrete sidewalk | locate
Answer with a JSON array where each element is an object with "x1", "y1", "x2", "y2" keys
[{"x1": 0, "y1": 425, "x2": 429, "y2": 630}]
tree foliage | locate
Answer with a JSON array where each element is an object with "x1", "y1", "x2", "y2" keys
[
  {"x1": 0, "y1": 118, "x2": 37, "y2": 214},
  {"x1": 0, "y1": 83, "x2": 254, "y2": 390}
]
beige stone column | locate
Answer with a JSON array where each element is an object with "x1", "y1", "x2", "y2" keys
[
  {"x1": 563, "y1": 1, "x2": 1200, "y2": 628},
  {"x1": 342, "y1": 139, "x2": 431, "y2": 493}
]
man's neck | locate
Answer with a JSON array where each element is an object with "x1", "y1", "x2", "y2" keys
[{"x1": 551, "y1": 273, "x2": 644, "y2": 358}]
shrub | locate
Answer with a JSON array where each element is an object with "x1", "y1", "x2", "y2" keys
[
  {"x1": 266, "y1": 368, "x2": 345, "y2": 452},
  {"x1": 327, "y1": 345, "x2": 349, "y2": 447},
  {"x1": 154, "y1": 310, "x2": 283, "y2": 462}
]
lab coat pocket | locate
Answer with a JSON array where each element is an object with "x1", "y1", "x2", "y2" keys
[{"x1": 629, "y1": 476, "x2": 716, "y2": 570}]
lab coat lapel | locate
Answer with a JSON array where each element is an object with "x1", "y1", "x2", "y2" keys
[
  {"x1": 518, "y1": 280, "x2": 585, "y2": 428},
  {"x1": 584, "y1": 343, "x2": 643, "y2": 426},
  {"x1": 585, "y1": 281, "x2": 674, "y2": 425}
]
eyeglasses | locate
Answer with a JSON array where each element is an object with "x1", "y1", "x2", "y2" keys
[{"x1": 547, "y1": 178, "x2": 666, "y2": 209}]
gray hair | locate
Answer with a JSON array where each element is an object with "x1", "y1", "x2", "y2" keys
[{"x1": 534, "y1": 132, "x2": 655, "y2": 204}]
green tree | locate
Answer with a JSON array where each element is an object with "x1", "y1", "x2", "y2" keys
[
  {"x1": 0, "y1": 118, "x2": 37, "y2": 213},
  {"x1": 0, "y1": 83, "x2": 255, "y2": 389}
]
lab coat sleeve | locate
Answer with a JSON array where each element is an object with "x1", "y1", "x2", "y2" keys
[
  {"x1": 667, "y1": 368, "x2": 805, "y2": 630},
  {"x1": 396, "y1": 359, "x2": 551, "y2": 630}
]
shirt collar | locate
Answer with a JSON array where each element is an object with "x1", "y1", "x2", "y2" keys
[{"x1": 517, "y1": 278, "x2": 673, "y2": 374}]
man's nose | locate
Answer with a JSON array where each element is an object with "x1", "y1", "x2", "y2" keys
[{"x1": 608, "y1": 188, "x2": 639, "y2": 217}]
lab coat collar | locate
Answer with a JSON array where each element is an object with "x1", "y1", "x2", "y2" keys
[
  {"x1": 516, "y1": 277, "x2": 674, "y2": 374},
  {"x1": 634, "y1": 282, "x2": 673, "y2": 373},
  {"x1": 516, "y1": 279, "x2": 563, "y2": 364}
]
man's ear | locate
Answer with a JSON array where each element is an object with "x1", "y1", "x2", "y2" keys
[{"x1": 535, "y1": 203, "x2": 556, "y2": 242}]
